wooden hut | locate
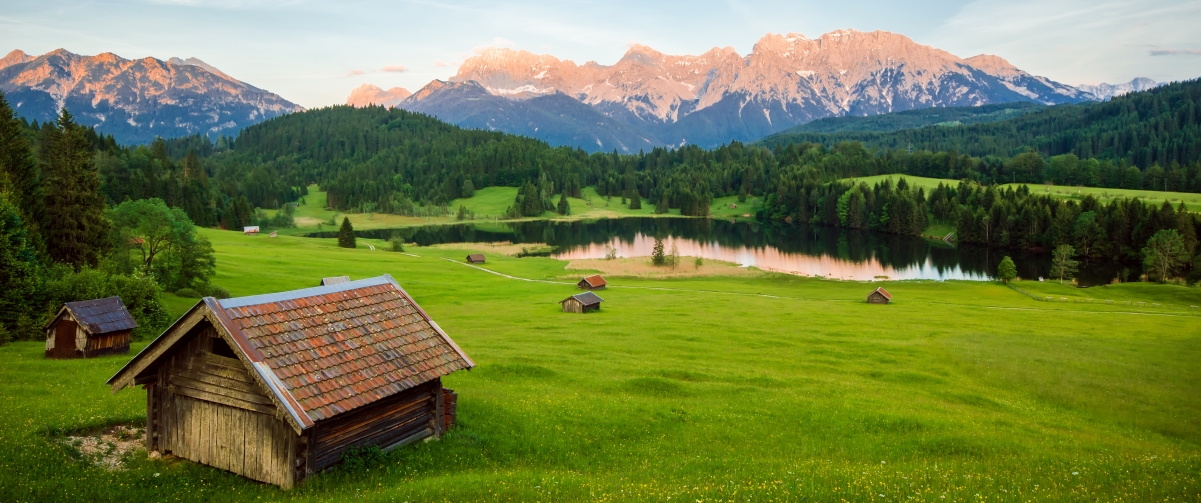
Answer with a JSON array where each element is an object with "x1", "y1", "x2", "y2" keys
[
  {"x1": 319, "y1": 276, "x2": 350, "y2": 286},
  {"x1": 577, "y1": 275, "x2": 607, "y2": 290},
  {"x1": 45, "y1": 297, "x2": 137, "y2": 359},
  {"x1": 106, "y1": 275, "x2": 475, "y2": 488},
  {"x1": 867, "y1": 287, "x2": 892, "y2": 304},
  {"x1": 561, "y1": 291, "x2": 603, "y2": 313},
  {"x1": 243, "y1": 226, "x2": 260, "y2": 235},
  {"x1": 466, "y1": 254, "x2": 486, "y2": 264}
]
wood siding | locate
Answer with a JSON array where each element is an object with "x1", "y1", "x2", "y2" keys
[
  {"x1": 561, "y1": 299, "x2": 598, "y2": 313},
  {"x1": 867, "y1": 292, "x2": 890, "y2": 304},
  {"x1": 149, "y1": 322, "x2": 298, "y2": 488},
  {"x1": 85, "y1": 330, "x2": 130, "y2": 357},
  {"x1": 308, "y1": 379, "x2": 441, "y2": 473}
]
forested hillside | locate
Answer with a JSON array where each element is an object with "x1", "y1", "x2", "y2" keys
[
  {"x1": 761, "y1": 79, "x2": 1201, "y2": 170},
  {"x1": 775, "y1": 102, "x2": 1044, "y2": 134}
]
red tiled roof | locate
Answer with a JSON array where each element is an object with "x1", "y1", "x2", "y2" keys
[
  {"x1": 581, "y1": 275, "x2": 607, "y2": 287},
  {"x1": 873, "y1": 287, "x2": 892, "y2": 299},
  {"x1": 217, "y1": 276, "x2": 474, "y2": 423}
]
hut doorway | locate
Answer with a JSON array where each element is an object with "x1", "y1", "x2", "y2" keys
[{"x1": 53, "y1": 319, "x2": 78, "y2": 357}]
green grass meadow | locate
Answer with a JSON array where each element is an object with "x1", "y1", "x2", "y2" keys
[{"x1": 1, "y1": 229, "x2": 1199, "y2": 502}]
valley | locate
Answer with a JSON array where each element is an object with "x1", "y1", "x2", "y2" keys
[{"x1": 1, "y1": 229, "x2": 1199, "y2": 501}]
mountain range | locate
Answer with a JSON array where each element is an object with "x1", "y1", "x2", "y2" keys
[
  {"x1": 0, "y1": 49, "x2": 302, "y2": 144},
  {"x1": 378, "y1": 29, "x2": 1103, "y2": 152},
  {"x1": 1076, "y1": 78, "x2": 1160, "y2": 101}
]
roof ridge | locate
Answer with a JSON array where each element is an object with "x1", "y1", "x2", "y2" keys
[{"x1": 217, "y1": 276, "x2": 392, "y2": 309}]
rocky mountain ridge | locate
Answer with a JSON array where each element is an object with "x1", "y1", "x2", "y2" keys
[
  {"x1": 1076, "y1": 78, "x2": 1160, "y2": 101},
  {"x1": 390, "y1": 29, "x2": 1101, "y2": 151},
  {"x1": 0, "y1": 49, "x2": 302, "y2": 144}
]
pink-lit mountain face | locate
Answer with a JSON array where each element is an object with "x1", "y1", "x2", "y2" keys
[
  {"x1": 402, "y1": 29, "x2": 1095, "y2": 151},
  {"x1": 0, "y1": 49, "x2": 302, "y2": 144},
  {"x1": 346, "y1": 83, "x2": 412, "y2": 108}
]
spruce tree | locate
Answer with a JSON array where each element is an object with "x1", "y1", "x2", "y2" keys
[
  {"x1": 651, "y1": 237, "x2": 666, "y2": 266},
  {"x1": 557, "y1": 192, "x2": 569, "y2": 215},
  {"x1": 629, "y1": 192, "x2": 641, "y2": 210},
  {"x1": 337, "y1": 217, "x2": 356, "y2": 248},
  {"x1": 41, "y1": 108, "x2": 108, "y2": 269}
]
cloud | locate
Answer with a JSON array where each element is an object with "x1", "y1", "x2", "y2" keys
[
  {"x1": 345, "y1": 69, "x2": 365, "y2": 76},
  {"x1": 1150, "y1": 48, "x2": 1201, "y2": 56},
  {"x1": 433, "y1": 60, "x2": 453, "y2": 67},
  {"x1": 380, "y1": 64, "x2": 409, "y2": 73}
]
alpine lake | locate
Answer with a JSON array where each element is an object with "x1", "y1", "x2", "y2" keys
[{"x1": 310, "y1": 217, "x2": 1126, "y2": 286}]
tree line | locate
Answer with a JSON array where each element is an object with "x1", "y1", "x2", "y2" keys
[{"x1": 761, "y1": 79, "x2": 1201, "y2": 186}]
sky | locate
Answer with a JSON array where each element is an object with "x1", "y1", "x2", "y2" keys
[{"x1": 2, "y1": 0, "x2": 1199, "y2": 108}]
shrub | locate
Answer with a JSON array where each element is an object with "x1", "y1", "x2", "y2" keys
[
  {"x1": 199, "y1": 284, "x2": 231, "y2": 299},
  {"x1": 388, "y1": 236, "x2": 405, "y2": 252},
  {"x1": 174, "y1": 288, "x2": 202, "y2": 298}
]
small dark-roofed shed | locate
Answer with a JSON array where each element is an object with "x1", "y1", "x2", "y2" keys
[
  {"x1": 867, "y1": 287, "x2": 892, "y2": 304},
  {"x1": 577, "y1": 275, "x2": 607, "y2": 290},
  {"x1": 107, "y1": 275, "x2": 475, "y2": 488},
  {"x1": 319, "y1": 276, "x2": 350, "y2": 286},
  {"x1": 561, "y1": 291, "x2": 604, "y2": 313},
  {"x1": 45, "y1": 296, "x2": 137, "y2": 359},
  {"x1": 466, "y1": 254, "x2": 486, "y2": 264}
]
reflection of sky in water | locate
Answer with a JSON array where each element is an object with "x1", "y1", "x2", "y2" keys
[{"x1": 554, "y1": 234, "x2": 992, "y2": 281}]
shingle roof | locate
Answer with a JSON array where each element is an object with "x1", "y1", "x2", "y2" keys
[
  {"x1": 466, "y1": 254, "x2": 485, "y2": 262},
  {"x1": 562, "y1": 291, "x2": 604, "y2": 307},
  {"x1": 53, "y1": 296, "x2": 138, "y2": 334},
  {"x1": 580, "y1": 275, "x2": 607, "y2": 287},
  {"x1": 873, "y1": 287, "x2": 892, "y2": 300},
  {"x1": 216, "y1": 276, "x2": 474, "y2": 423}
]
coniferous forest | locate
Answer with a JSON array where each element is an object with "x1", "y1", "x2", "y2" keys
[{"x1": 3, "y1": 78, "x2": 1201, "y2": 343}]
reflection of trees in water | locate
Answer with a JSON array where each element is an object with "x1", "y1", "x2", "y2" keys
[{"x1": 306, "y1": 218, "x2": 1120, "y2": 285}]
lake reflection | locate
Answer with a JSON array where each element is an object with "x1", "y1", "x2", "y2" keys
[
  {"x1": 317, "y1": 218, "x2": 1066, "y2": 282},
  {"x1": 553, "y1": 233, "x2": 993, "y2": 281}
]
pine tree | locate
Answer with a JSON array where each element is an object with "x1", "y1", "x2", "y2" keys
[
  {"x1": 0, "y1": 92, "x2": 41, "y2": 243},
  {"x1": 997, "y1": 256, "x2": 1017, "y2": 283},
  {"x1": 557, "y1": 192, "x2": 569, "y2": 215},
  {"x1": 337, "y1": 217, "x2": 356, "y2": 248},
  {"x1": 629, "y1": 192, "x2": 641, "y2": 210},
  {"x1": 651, "y1": 237, "x2": 666, "y2": 266},
  {"x1": 41, "y1": 108, "x2": 109, "y2": 269}
]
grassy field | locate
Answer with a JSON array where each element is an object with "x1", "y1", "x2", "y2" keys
[
  {"x1": 845, "y1": 175, "x2": 1201, "y2": 213},
  {"x1": 1, "y1": 228, "x2": 1199, "y2": 502},
  {"x1": 266, "y1": 185, "x2": 761, "y2": 236},
  {"x1": 1000, "y1": 183, "x2": 1201, "y2": 213}
]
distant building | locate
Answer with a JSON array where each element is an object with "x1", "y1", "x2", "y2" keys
[
  {"x1": 45, "y1": 297, "x2": 137, "y2": 359},
  {"x1": 466, "y1": 254, "x2": 486, "y2": 264},
  {"x1": 577, "y1": 275, "x2": 607, "y2": 290},
  {"x1": 107, "y1": 275, "x2": 474, "y2": 489},
  {"x1": 867, "y1": 287, "x2": 892, "y2": 304},
  {"x1": 319, "y1": 276, "x2": 350, "y2": 286},
  {"x1": 243, "y1": 226, "x2": 260, "y2": 235},
  {"x1": 561, "y1": 291, "x2": 604, "y2": 313}
]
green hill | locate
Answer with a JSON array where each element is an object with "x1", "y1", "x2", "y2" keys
[{"x1": 760, "y1": 79, "x2": 1201, "y2": 169}]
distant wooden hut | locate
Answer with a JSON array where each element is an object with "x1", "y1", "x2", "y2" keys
[
  {"x1": 867, "y1": 287, "x2": 892, "y2": 304},
  {"x1": 466, "y1": 254, "x2": 486, "y2": 264},
  {"x1": 243, "y1": 226, "x2": 260, "y2": 235},
  {"x1": 561, "y1": 291, "x2": 604, "y2": 313},
  {"x1": 577, "y1": 275, "x2": 607, "y2": 290},
  {"x1": 45, "y1": 297, "x2": 137, "y2": 359},
  {"x1": 107, "y1": 275, "x2": 475, "y2": 488},
  {"x1": 319, "y1": 276, "x2": 350, "y2": 286}
]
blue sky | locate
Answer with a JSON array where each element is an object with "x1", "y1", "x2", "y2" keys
[{"x1": 2, "y1": 0, "x2": 1199, "y2": 108}]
